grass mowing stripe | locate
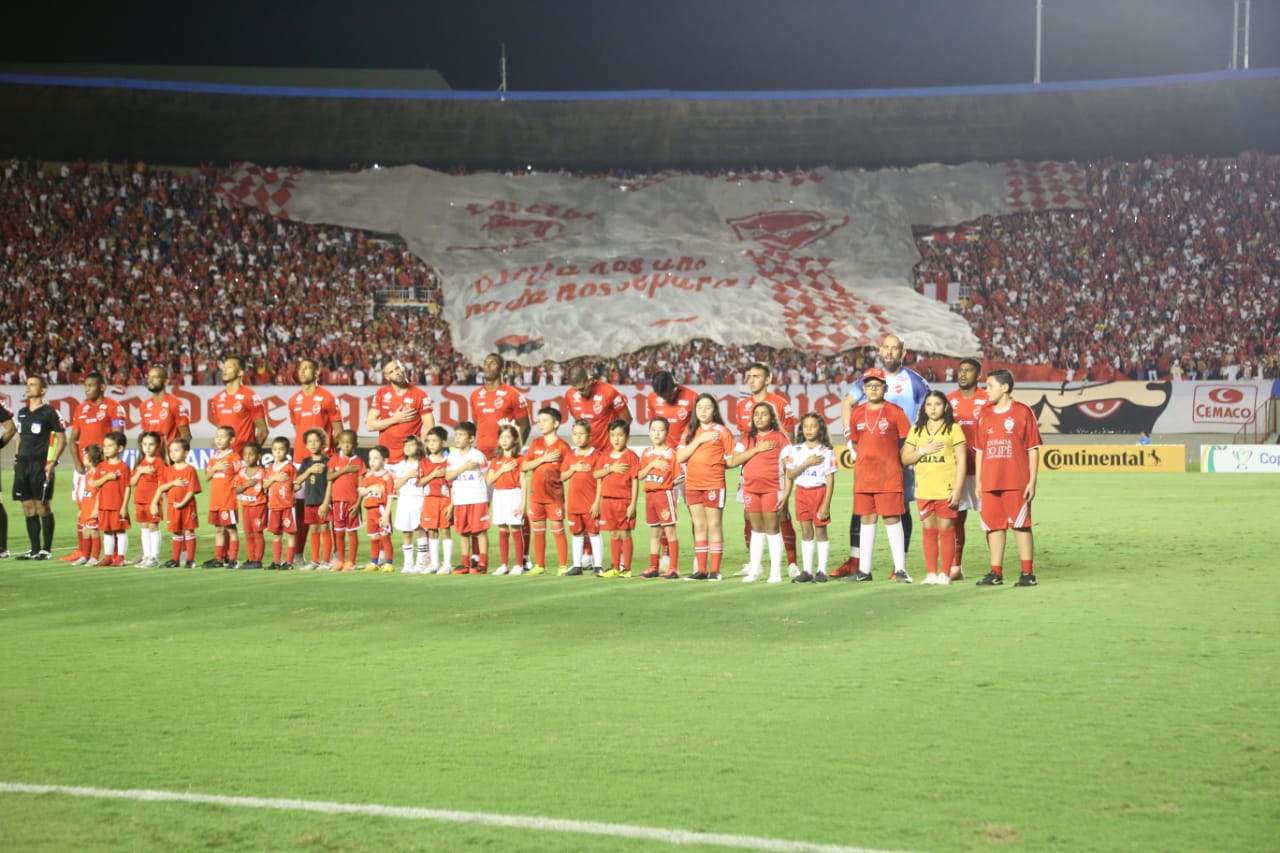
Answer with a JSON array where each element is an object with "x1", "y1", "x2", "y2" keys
[{"x1": 0, "y1": 782, "x2": 916, "y2": 853}]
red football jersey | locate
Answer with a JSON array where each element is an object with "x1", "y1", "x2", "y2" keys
[
  {"x1": 205, "y1": 449, "x2": 244, "y2": 512},
  {"x1": 526, "y1": 436, "x2": 572, "y2": 504},
  {"x1": 595, "y1": 448, "x2": 640, "y2": 501},
  {"x1": 327, "y1": 453, "x2": 366, "y2": 503},
  {"x1": 975, "y1": 401, "x2": 1044, "y2": 492},
  {"x1": 369, "y1": 384, "x2": 433, "y2": 463},
  {"x1": 91, "y1": 459, "x2": 130, "y2": 512},
  {"x1": 638, "y1": 445, "x2": 678, "y2": 492},
  {"x1": 210, "y1": 388, "x2": 265, "y2": 453},
  {"x1": 735, "y1": 391, "x2": 797, "y2": 437},
  {"x1": 72, "y1": 396, "x2": 127, "y2": 454},
  {"x1": 736, "y1": 429, "x2": 788, "y2": 494},
  {"x1": 139, "y1": 393, "x2": 191, "y2": 444},
  {"x1": 566, "y1": 381, "x2": 630, "y2": 452},
  {"x1": 849, "y1": 402, "x2": 910, "y2": 494},
  {"x1": 562, "y1": 446, "x2": 601, "y2": 514},
  {"x1": 947, "y1": 388, "x2": 990, "y2": 474},
  {"x1": 289, "y1": 387, "x2": 343, "y2": 461},
  {"x1": 680, "y1": 423, "x2": 735, "y2": 491},
  {"x1": 647, "y1": 386, "x2": 699, "y2": 448},
  {"x1": 470, "y1": 384, "x2": 532, "y2": 457}
]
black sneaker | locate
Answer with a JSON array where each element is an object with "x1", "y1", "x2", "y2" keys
[
  {"x1": 184, "y1": 560, "x2": 196, "y2": 569},
  {"x1": 891, "y1": 568, "x2": 913, "y2": 583},
  {"x1": 591, "y1": 568, "x2": 604, "y2": 578},
  {"x1": 708, "y1": 572, "x2": 722, "y2": 582},
  {"x1": 684, "y1": 571, "x2": 708, "y2": 581},
  {"x1": 976, "y1": 571, "x2": 1004, "y2": 586},
  {"x1": 793, "y1": 571, "x2": 814, "y2": 583},
  {"x1": 842, "y1": 571, "x2": 873, "y2": 582},
  {"x1": 1014, "y1": 572, "x2": 1038, "y2": 587},
  {"x1": 34, "y1": 550, "x2": 51, "y2": 560},
  {"x1": 266, "y1": 562, "x2": 280, "y2": 571},
  {"x1": 241, "y1": 561, "x2": 262, "y2": 570},
  {"x1": 224, "y1": 559, "x2": 240, "y2": 570},
  {"x1": 201, "y1": 558, "x2": 224, "y2": 569},
  {"x1": 814, "y1": 571, "x2": 829, "y2": 583},
  {"x1": 162, "y1": 559, "x2": 180, "y2": 568},
  {"x1": 16, "y1": 550, "x2": 39, "y2": 560},
  {"x1": 564, "y1": 566, "x2": 584, "y2": 576},
  {"x1": 279, "y1": 562, "x2": 294, "y2": 571}
]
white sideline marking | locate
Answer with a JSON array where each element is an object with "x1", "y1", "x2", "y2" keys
[{"x1": 0, "y1": 781, "x2": 917, "y2": 853}]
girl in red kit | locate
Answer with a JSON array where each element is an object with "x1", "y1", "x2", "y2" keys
[
  {"x1": 676, "y1": 393, "x2": 735, "y2": 581},
  {"x1": 730, "y1": 403, "x2": 788, "y2": 584}
]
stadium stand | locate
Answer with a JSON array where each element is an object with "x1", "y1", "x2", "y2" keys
[{"x1": 1, "y1": 155, "x2": 1276, "y2": 385}]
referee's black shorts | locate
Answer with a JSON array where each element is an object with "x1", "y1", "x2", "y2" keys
[{"x1": 13, "y1": 458, "x2": 53, "y2": 502}]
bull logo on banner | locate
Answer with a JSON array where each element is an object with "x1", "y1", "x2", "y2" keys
[
  {"x1": 726, "y1": 210, "x2": 849, "y2": 251},
  {"x1": 1025, "y1": 381, "x2": 1172, "y2": 435}
]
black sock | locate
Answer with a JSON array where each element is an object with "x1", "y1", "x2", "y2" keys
[
  {"x1": 41, "y1": 513, "x2": 54, "y2": 551},
  {"x1": 26, "y1": 515, "x2": 40, "y2": 552},
  {"x1": 0, "y1": 501, "x2": 7, "y2": 550},
  {"x1": 901, "y1": 509, "x2": 912, "y2": 554},
  {"x1": 849, "y1": 515, "x2": 861, "y2": 550}
]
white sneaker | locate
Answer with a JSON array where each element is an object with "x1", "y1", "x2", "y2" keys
[
  {"x1": 84, "y1": 558, "x2": 100, "y2": 567},
  {"x1": 493, "y1": 564, "x2": 509, "y2": 575},
  {"x1": 509, "y1": 564, "x2": 524, "y2": 575},
  {"x1": 659, "y1": 555, "x2": 670, "y2": 572},
  {"x1": 742, "y1": 569, "x2": 761, "y2": 583},
  {"x1": 767, "y1": 573, "x2": 783, "y2": 584},
  {"x1": 935, "y1": 573, "x2": 951, "y2": 585},
  {"x1": 734, "y1": 562, "x2": 753, "y2": 577},
  {"x1": 787, "y1": 562, "x2": 800, "y2": 578},
  {"x1": 922, "y1": 573, "x2": 938, "y2": 585},
  {"x1": 949, "y1": 567, "x2": 965, "y2": 581},
  {"x1": 71, "y1": 556, "x2": 88, "y2": 566}
]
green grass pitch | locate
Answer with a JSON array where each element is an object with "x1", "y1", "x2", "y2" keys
[{"x1": 1, "y1": 470, "x2": 1277, "y2": 852}]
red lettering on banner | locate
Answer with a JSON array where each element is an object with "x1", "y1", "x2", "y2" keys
[
  {"x1": 175, "y1": 387, "x2": 203, "y2": 424},
  {"x1": 436, "y1": 386, "x2": 470, "y2": 426},
  {"x1": 260, "y1": 394, "x2": 289, "y2": 430},
  {"x1": 505, "y1": 287, "x2": 548, "y2": 311},
  {"x1": 464, "y1": 200, "x2": 595, "y2": 221},
  {"x1": 335, "y1": 393, "x2": 364, "y2": 431},
  {"x1": 466, "y1": 300, "x2": 502, "y2": 317}
]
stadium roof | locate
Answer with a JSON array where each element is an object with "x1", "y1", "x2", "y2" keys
[{"x1": 2, "y1": 65, "x2": 1278, "y2": 170}]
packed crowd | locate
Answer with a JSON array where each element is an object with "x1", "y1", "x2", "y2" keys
[
  {"x1": 2, "y1": 154, "x2": 1277, "y2": 386},
  {"x1": 916, "y1": 152, "x2": 1280, "y2": 382}
]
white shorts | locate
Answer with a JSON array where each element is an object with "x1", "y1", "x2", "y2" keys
[
  {"x1": 394, "y1": 493, "x2": 425, "y2": 532},
  {"x1": 491, "y1": 487, "x2": 524, "y2": 527},
  {"x1": 956, "y1": 475, "x2": 981, "y2": 513}
]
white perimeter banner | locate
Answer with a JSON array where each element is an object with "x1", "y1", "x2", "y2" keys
[
  {"x1": 3, "y1": 380, "x2": 1271, "y2": 444},
  {"x1": 1200, "y1": 445, "x2": 1280, "y2": 473},
  {"x1": 216, "y1": 161, "x2": 1092, "y2": 364}
]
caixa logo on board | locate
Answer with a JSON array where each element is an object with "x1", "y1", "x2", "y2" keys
[{"x1": 1192, "y1": 385, "x2": 1257, "y2": 424}]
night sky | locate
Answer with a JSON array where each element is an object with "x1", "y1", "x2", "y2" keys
[{"x1": 5, "y1": 0, "x2": 1279, "y2": 91}]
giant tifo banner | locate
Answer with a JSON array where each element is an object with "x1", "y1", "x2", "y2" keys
[
  {"x1": 215, "y1": 161, "x2": 1093, "y2": 363},
  {"x1": 4, "y1": 380, "x2": 1270, "y2": 443}
]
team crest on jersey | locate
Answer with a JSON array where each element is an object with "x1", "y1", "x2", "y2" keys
[
  {"x1": 877, "y1": 418, "x2": 889, "y2": 434},
  {"x1": 1004, "y1": 416, "x2": 1016, "y2": 433},
  {"x1": 311, "y1": 403, "x2": 321, "y2": 414}
]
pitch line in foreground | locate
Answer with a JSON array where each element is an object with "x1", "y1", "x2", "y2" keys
[{"x1": 0, "y1": 782, "x2": 919, "y2": 853}]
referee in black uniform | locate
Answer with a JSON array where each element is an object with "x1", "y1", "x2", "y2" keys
[{"x1": 14, "y1": 376, "x2": 65, "y2": 560}]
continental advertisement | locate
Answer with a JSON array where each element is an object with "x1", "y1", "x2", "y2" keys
[
  {"x1": 1038, "y1": 445, "x2": 1185, "y2": 472},
  {"x1": 1200, "y1": 445, "x2": 1280, "y2": 474}
]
